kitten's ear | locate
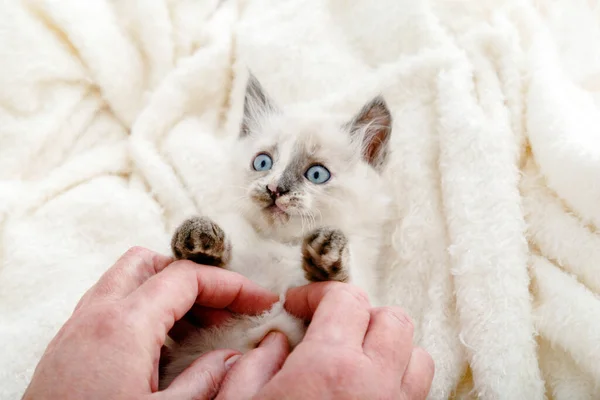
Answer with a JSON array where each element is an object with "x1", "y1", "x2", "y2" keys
[
  {"x1": 345, "y1": 95, "x2": 392, "y2": 170},
  {"x1": 240, "y1": 72, "x2": 278, "y2": 137}
]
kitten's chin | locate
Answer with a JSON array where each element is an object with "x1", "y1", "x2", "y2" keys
[{"x1": 264, "y1": 204, "x2": 290, "y2": 224}]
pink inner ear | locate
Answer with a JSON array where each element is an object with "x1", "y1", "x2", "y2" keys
[
  {"x1": 356, "y1": 105, "x2": 391, "y2": 165},
  {"x1": 347, "y1": 96, "x2": 392, "y2": 167},
  {"x1": 365, "y1": 128, "x2": 388, "y2": 164}
]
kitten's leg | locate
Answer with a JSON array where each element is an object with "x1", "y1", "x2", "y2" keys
[
  {"x1": 302, "y1": 227, "x2": 350, "y2": 282},
  {"x1": 171, "y1": 216, "x2": 231, "y2": 267}
]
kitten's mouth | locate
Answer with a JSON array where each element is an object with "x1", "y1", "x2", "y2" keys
[
  {"x1": 265, "y1": 203, "x2": 287, "y2": 214},
  {"x1": 264, "y1": 202, "x2": 290, "y2": 222}
]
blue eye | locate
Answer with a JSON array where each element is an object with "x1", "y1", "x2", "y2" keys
[
  {"x1": 252, "y1": 153, "x2": 273, "y2": 171},
  {"x1": 305, "y1": 165, "x2": 331, "y2": 184}
]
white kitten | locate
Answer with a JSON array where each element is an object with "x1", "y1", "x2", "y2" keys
[{"x1": 159, "y1": 73, "x2": 393, "y2": 388}]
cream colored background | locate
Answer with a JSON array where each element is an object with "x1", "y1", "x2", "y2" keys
[{"x1": 2, "y1": 1, "x2": 600, "y2": 399}]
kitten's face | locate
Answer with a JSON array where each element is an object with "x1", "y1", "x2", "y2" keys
[
  {"x1": 233, "y1": 73, "x2": 392, "y2": 236},
  {"x1": 237, "y1": 117, "x2": 355, "y2": 227}
]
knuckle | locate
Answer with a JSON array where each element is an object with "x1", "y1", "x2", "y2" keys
[
  {"x1": 200, "y1": 369, "x2": 221, "y2": 397},
  {"x1": 321, "y1": 281, "x2": 345, "y2": 293},
  {"x1": 125, "y1": 246, "x2": 151, "y2": 258},
  {"x1": 89, "y1": 305, "x2": 121, "y2": 321},
  {"x1": 91, "y1": 279, "x2": 118, "y2": 298},
  {"x1": 322, "y1": 355, "x2": 360, "y2": 385},
  {"x1": 350, "y1": 286, "x2": 370, "y2": 305},
  {"x1": 377, "y1": 306, "x2": 414, "y2": 334},
  {"x1": 121, "y1": 246, "x2": 155, "y2": 265},
  {"x1": 165, "y1": 259, "x2": 194, "y2": 273},
  {"x1": 326, "y1": 282, "x2": 370, "y2": 306}
]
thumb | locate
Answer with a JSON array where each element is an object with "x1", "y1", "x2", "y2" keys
[
  {"x1": 158, "y1": 349, "x2": 241, "y2": 400},
  {"x1": 215, "y1": 332, "x2": 290, "y2": 400}
]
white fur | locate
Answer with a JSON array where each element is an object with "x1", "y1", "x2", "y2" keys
[{"x1": 160, "y1": 101, "x2": 392, "y2": 386}]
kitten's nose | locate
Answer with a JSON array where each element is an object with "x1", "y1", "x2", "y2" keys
[{"x1": 266, "y1": 184, "x2": 289, "y2": 199}]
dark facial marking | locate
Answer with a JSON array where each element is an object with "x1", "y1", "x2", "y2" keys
[
  {"x1": 278, "y1": 166, "x2": 302, "y2": 193},
  {"x1": 276, "y1": 144, "x2": 308, "y2": 193}
]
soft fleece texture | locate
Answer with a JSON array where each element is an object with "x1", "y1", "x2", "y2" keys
[{"x1": 1, "y1": 0, "x2": 600, "y2": 399}]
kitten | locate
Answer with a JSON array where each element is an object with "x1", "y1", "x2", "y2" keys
[{"x1": 159, "y1": 73, "x2": 393, "y2": 388}]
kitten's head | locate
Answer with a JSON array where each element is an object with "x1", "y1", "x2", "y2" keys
[{"x1": 232, "y1": 73, "x2": 392, "y2": 238}]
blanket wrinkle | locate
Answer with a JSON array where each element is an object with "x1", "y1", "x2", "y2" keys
[{"x1": 2, "y1": 0, "x2": 600, "y2": 399}]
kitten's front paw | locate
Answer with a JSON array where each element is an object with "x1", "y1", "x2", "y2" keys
[
  {"x1": 302, "y1": 227, "x2": 350, "y2": 282},
  {"x1": 171, "y1": 217, "x2": 231, "y2": 267}
]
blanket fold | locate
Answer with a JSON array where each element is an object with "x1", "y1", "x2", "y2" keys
[{"x1": 2, "y1": 0, "x2": 600, "y2": 399}]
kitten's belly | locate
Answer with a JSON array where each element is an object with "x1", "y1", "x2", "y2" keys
[
  {"x1": 210, "y1": 212, "x2": 307, "y2": 293},
  {"x1": 227, "y1": 241, "x2": 307, "y2": 294}
]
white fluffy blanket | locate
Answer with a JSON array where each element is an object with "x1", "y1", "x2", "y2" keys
[{"x1": 2, "y1": 0, "x2": 600, "y2": 398}]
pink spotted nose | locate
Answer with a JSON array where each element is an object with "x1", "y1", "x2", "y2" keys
[{"x1": 266, "y1": 183, "x2": 289, "y2": 200}]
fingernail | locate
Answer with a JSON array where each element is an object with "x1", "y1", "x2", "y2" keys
[
  {"x1": 225, "y1": 354, "x2": 241, "y2": 371},
  {"x1": 260, "y1": 331, "x2": 280, "y2": 347}
]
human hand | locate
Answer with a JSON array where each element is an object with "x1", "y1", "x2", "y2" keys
[
  {"x1": 217, "y1": 282, "x2": 435, "y2": 400},
  {"x1": 22, "y1": 246, "x2": 279, "y2": 400}
]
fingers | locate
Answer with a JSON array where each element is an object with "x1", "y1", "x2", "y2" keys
[
  {"x1": 126, "y1": 260, "x2": 278, "y2": 342},
  {"x1": 401, "y1": 347, "x2": 435, "y2": 399},
  {"x1": 78, "y1": 247, "x2": 173, "y2": 308},
  {"x1": 158, "y1": 349, "x2": 240, "y2": 400},
  {"x1": 285, "y1": 282, "x2": 371, "y2": 346},
  {"x1": 168, "y1": 307, "x2": 233, "y2": 344},
  {"x1": 362, "y1": 307, "x2": 434, "y2": 399},
  {"x1": 363, "y1": 306, "x2": 414, "y2": 374},
  {"x1": 215, "y1": 332, "x2": 290, "y2": 400}
]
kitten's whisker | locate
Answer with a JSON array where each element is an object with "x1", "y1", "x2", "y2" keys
[
  {"x1": 307, "y1": 212, "x2": 313, "y2": 231},
  {"x1": 300, "y1": 210, "x2": 305, "y2": 236},
  {"x1": 309, "y1": 210, "x2": 318, "y2": 228},
  {"x1": 313, "y1": 208, "x2": 323, "y2": 224},
  {"x1": 301, "y1": 209, "x2": 316, "y2": 233},
  {"x1": 221, "y1": 184, "x2": 250, "y2": 194},
  {"x1": 301, "y1": 210, "x2": 312, "y2": 232},
  {"x1": 313, "y1": 190, "x2": 344, "y2": 208},
  {"x1": 300, "y1": 211, "x2": 308, "y2": 234},
  {"x1": 229, "y1": 196, "x2": 248, "y2": 208}
]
